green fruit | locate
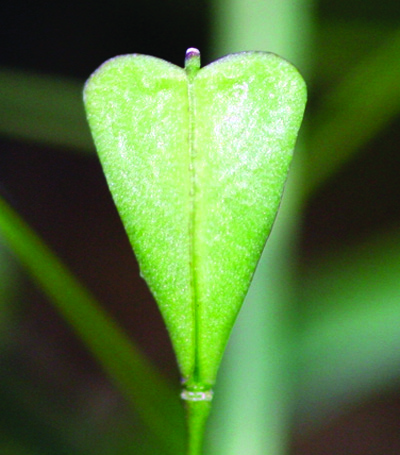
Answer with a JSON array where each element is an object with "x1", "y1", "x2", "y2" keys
[{"x1": 84, "y1": 48, "x2": 306, "y2": 393}]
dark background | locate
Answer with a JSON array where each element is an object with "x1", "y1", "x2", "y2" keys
[{"x1": 1, "y1": 0, "x2": 400, "y2": 454}]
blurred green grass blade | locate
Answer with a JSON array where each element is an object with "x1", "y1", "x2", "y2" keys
[
  {"x1": 297, "y1": 228, "x2": 400, "y2": 426},
  {"x1": 0, "y1": 68, "x2": 94, "y2": 153},
  {"x1": 207, "y1": 1, "x2": 312, "y2": 454},
  {"x1": 0, "y1": 196, "x2": 185, "y2": 454},
  {"x1": 209, "y1": 0, "x2": 314, "y2": 70},
  {"x1": 315, "y1": 20, "x2": 396, "y2": 87},
  {"x1": 304, "y1": 28, "x2": 400, "y2": 198},
  {"x1": 207, "y1": 209, "x2": 299, "y2": 455}
]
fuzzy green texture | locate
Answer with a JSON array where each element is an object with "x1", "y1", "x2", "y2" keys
[{"x1": 83, "y1": 50, "x2": 306, "y2": 390}]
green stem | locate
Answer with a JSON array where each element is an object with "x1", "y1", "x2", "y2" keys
[
  {"x1": 185, "y1": 47, "x2": 201, "y2": 79},
  {"x1": 182, "y1": 391, "x2": 213, "y2": 455}
]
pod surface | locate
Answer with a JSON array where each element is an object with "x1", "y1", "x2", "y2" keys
[{"x1": 84, "y1": 50, "x2": 307, "y2": 388}]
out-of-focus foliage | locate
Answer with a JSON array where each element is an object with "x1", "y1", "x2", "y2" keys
[
  {"x1": 0, "y1": 196, "x2": 185, "y2": 455},
  {"x1": 1, "y1": 0, "x2": 400, "y2": 454},
  {"x1": 305, "y1": 26, "x2": 400, "y2": 198},
  {"x1": 0, "y1": 69, "x2": 94, "y2": 153}
]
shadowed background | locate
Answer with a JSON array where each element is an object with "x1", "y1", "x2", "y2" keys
[{"x1": 1, "y1": 0, "x2": 400, "y2": 454}]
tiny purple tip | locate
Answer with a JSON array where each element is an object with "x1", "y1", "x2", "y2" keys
[
  {"x1": 185, "y1": 48, "x2": 201, "y2": 75},
  {"x1": 186, "y1": 47, "x2": 200, "y2": 60}
]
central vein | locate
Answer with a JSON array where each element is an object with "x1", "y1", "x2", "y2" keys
[{"x1": 185, "y1": 48, "x2": 201, "y2": 387}]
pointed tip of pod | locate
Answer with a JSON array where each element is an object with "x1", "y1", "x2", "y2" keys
[{"x1": 185, "y1": 48, "x2": 201, "y2": 77}]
